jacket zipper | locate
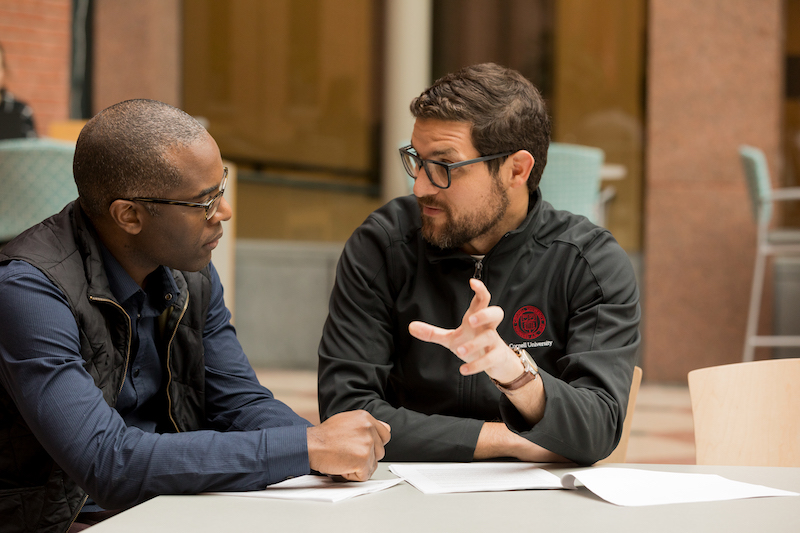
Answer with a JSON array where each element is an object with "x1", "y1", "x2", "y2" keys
[
  {"x1": 473, "y1": 257, "x2": 483, "y2": 280},
  {"x1": 164, "y1": 292, "x2": 191, "y2": 432},
  {"x1": 87, "y1": 296, "x2": 133, "y2": 396},
  {"x1": 66, "y1": 494, "x2": 90, "y2": 531}
]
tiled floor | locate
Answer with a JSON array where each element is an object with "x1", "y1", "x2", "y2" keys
[{"x1": 255, "y1": 369, "x2": 697, "y2": 465}]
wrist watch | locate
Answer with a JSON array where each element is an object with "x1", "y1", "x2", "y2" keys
[{"x1": 491, "y1": 346, "x2": 539, "y2": 393}]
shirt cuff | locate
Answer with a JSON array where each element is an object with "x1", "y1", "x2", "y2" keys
[{"x1": 264, "y1": 424, "x2": 311, "y2": 485}]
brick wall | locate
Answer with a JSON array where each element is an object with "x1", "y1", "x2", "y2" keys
[
  {"x1": 0, "y1": 0, "x2": 72, "y2": 136},
  {"x1": 643, "y1": 0, "x2": 783, "y2": 381}
]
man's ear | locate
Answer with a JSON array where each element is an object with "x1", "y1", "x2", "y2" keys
[
  {"x1": 507, "y1": 150, "x2": 535, "y2": 190},
  {"x1": 108, "y1": 200, "x2": 144, "y2": 235}
]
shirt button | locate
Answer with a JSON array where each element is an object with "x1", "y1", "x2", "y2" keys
[{"x1": 165, "y1": 293, "x2": 173, "y2": 301}]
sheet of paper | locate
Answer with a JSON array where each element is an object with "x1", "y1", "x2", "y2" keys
[
  {"x1": 389, "y1": 462, "x2": 565, "y2": 494},
  {"x1": 208, "y1": 475, "x2": 403, "y2": 503},
  {"x1": 561, "y1": 467, "x2": 800, "y2": 507}
]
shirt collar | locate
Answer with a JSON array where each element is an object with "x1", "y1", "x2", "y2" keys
[{"x1": 98, "y1": 243, "x2": 181, "y2": 310}]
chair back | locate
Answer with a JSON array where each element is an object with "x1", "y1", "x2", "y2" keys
[
  {"x1": 538, "y1": 142, "x2": 604, "y2": 223},
  {"x1": 0, "y1": 138, "x2": 77, "y2": 242},
  {"x1": 688, "y1": 359, "x2": 800, "y2": 466},
  {"x1": 738, "y1": 145, "x2": 773, "y2": 226},
  {"x1": 597, "y1": 365, "x2": 642, "y2": 464}
]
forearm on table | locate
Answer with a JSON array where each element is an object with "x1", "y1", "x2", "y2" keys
[
  {"x1": 474, "y1": 422, "x2": 568, "y2": 462},
  {"x1": 365, "y1": 403, "x2": 483, "y2": 462}
]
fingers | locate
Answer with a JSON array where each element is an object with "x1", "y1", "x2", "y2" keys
[
  {"x1": 457, "y1": 340, "x2": 511, "y2": 376},
  {"x1": 467, "y1": 305, "x2": 504, "y2": 330},
  {"x1": 408, "y1": 321, "x2": 451, "y2": 346},
  {"x1": 375, "y1": 420, "x2": 392, "y2": 445},
  {"x1": 340, "y1": 470, "x2": 372, "y2": 482},
  {"x1": 468, "y1": 278, "x2": 491, "y2": 310},
  {"x1": 453, "y1": 308, "x2": 505, "y2": 364}
]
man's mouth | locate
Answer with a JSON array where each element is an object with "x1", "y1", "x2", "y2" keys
[
  {"x1": 418, "y1": 198, "x2": 447, "y2": 216},
  {"x1": 206, "y1": 232, "x2": 224, "y2": 247}
]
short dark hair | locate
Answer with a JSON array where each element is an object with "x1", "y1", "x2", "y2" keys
[
  {"x1": 409, "y1": 63, "x2": 551, "y2": 192},
  {"x1": 73, "y1": 99, "x2": 208, "y2": 219}
]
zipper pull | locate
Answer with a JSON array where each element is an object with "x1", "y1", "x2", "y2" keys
[{"x1": 473, "y1": 259, "x2": 483, "y2": 280}]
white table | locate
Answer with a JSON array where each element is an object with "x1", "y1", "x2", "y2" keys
[{"x1": 89, "y1": 463, "x2": 800, "y2": 533}]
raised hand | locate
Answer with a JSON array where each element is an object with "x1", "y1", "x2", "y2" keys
[{"x1": 408, "y1": 278, "x2": 523, "y2": 384}]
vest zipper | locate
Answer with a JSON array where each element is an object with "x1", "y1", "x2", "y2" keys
[
  {"x1": 88, "y1": 296, "x2": 132, "y2": 396},
  {"x1": 66, "y1": 494, "x2": 90, "y2": 531},
  {"x1": 164, "y1": 292, "x2": 191, "y2": 432},
  {"x1": 473, "y1": 258, "x2": 483, "y2": 280}
]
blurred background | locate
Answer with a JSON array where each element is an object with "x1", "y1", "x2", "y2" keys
[{"x1": 1, "y1": 0, "x2": 799, "y2": 392}]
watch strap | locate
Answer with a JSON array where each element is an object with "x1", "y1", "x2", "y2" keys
[
  {"x1": 491, "y1": 370, "x2": 537, "y2": 392},
  {"x1": 492, "y1": 346, "x2": 539, "y2": 393}
]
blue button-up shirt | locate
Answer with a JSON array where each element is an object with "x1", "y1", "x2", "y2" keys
[{"x1": 0, "y1": 252, "x2": 311, "y2": 511}]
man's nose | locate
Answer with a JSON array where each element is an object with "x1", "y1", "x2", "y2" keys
[
  {"x1": 412, "y1": 168, "x2": 438, "y2": 197},
  {"x1": 214, "y1": 196, "x2": 233, "y2": 223}
]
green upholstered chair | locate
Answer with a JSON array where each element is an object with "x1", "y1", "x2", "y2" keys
[
  {"x1": 537, "y1": 142, "x2": 605, "y2": 224},
  {"x1": 0, "y1": 138, "x2": 77, "y2": 243},
  {"x1": 738, "y1": 145, "x2": 800, "y2": 362}
]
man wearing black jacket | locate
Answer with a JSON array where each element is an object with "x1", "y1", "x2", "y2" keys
[{"x1": 317, "y1": 63, "x2": 639, "y2": 465}]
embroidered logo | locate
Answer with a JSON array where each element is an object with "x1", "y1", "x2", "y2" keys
[{"x1": 512, "y1": 306, "x2": 546, "y2": 340}]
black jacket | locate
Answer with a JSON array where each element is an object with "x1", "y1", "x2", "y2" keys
[
  {"x1": 0, "y1": 89, "x2": 37, "y2": 140},
  {"x1": 318, "y1": 191, "x2": 640, "y2": 465},
  {"x1": 0, "y1": 202, "x2": 210, "y2": 533}
]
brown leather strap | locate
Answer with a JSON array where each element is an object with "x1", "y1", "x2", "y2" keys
[{"x1": 492, "y1": 370, "x2": 537, "y2": 392}]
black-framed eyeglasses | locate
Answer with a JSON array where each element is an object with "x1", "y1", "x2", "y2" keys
[
  {"x1": 128, "y1": 167, "x2": 228, "y2": 220},
  {"x1": 399, "y1": 145, "x2": 514, "y2": 189}
]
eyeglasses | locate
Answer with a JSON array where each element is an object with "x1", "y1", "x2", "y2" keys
[
  {"x1": 128, "y1": 167, "x2": 228, "y2": 220},
  {"x1": 399, "y1": 145, "x2": 514, "y2": 189}
]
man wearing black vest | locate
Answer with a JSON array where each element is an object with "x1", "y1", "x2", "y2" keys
[{"x1": 0, "y1": 99, "x2": 389, "y2": 533}]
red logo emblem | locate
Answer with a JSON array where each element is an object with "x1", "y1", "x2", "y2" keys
[{"x1": 513, "y1": 306, "x2": 546, "y2": 340}]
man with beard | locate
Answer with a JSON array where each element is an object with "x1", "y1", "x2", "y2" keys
[{"x1": 317, "y1": 63, "x2": 640, "y2": 465}]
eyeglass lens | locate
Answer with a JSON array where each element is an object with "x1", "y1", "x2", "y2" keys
[
  {"x1": 401, "y1": 151, "x2": 449, "y2": 188},
  {"x1": 205, "y1": 171, "x2": 228, "y2": 220}
]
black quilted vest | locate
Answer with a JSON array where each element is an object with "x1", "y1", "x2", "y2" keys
[{"x1": 0, "y1": 202, "x2": 210, "y2": 532}]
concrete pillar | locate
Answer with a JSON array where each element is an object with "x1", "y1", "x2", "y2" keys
[{"x1": 381, "y1": 0, "x2": 432, "y2": 203}]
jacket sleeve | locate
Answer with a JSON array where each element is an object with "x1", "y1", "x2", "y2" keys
[
  {"x1": 317, "y1": 215, "x2": 484, "y2": 461},
  {"x1": 499, "y1": 231, "x2": 641, "y2": 465}
]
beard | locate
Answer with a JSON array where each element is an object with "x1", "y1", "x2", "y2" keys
[{"x1": 417, "y1": 174, "x2": 510, "y2": 250}]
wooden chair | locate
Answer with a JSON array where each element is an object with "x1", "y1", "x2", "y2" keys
[
  {"x1": 597, "y1": 365, "x2": 642, "y2": 464},
  {"x1": 688, "y1": 359, "x2": 800, "y2": 466},
  {"x1": 47, "y1": 119, "x2": 88, "y2": 142}
]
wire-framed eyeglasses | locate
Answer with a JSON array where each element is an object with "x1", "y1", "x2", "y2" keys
[
  {"x1": 399, "y1": 145, "x2": 514, "y2": 189},
  {"x1": 128, "y1": 167, "x2": 229, "y2": 220}
]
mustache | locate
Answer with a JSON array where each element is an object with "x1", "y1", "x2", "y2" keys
[{"x1": 417, "y1": 196, "x2": 448, "y2": 211}]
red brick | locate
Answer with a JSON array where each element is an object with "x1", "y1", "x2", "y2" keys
[{"x1": 0, "y1": 0, "x2": 72, "y2": 135}]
